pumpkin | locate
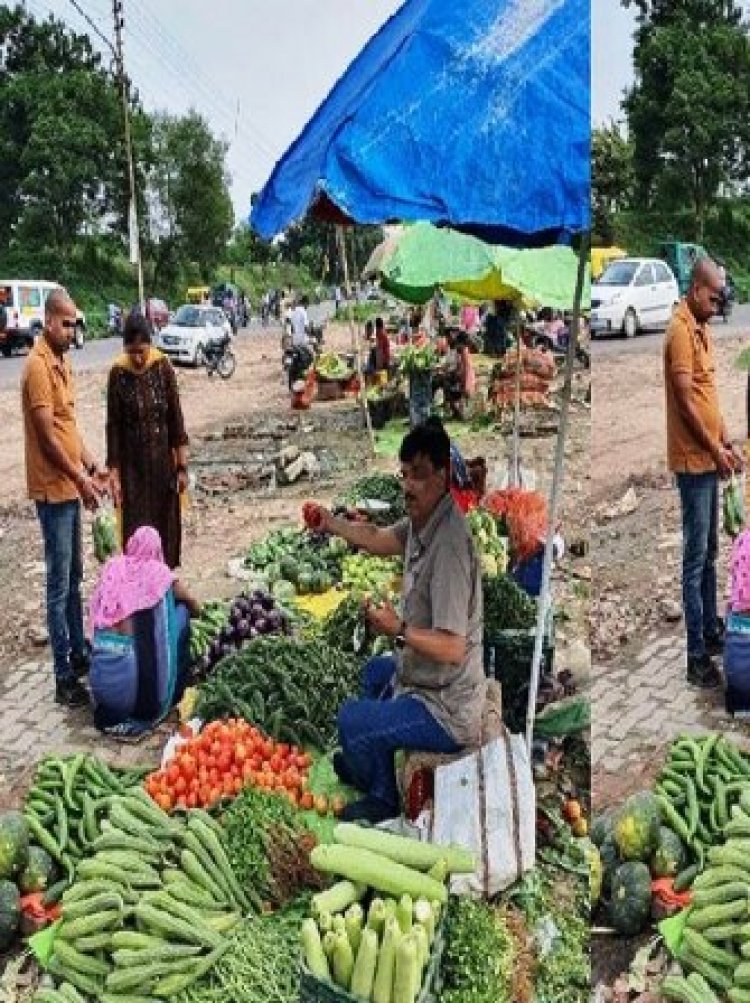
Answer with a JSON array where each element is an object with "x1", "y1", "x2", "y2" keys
[
  {"x1": 609, "y1": 861, "x2": 652, "y2": 936},
  {"x1": 591, "y1": 811, "x2": 614, "y2": 848},
  {"x1": 650, "y1": 826, "x2": 686, "y2": 879},
  {"x1": 614, "y1": 791, "x2": 660, "y2": 861},
  {"x1": 0, "y1": 879, "x2": 21, "y2": 951},
  {"x1": 18, "y1": 846, "x2": 57, "y2": 894}
]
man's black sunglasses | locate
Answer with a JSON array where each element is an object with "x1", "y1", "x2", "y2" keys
[{"x1": 60, "y1": 320, "x2": 77, "y2": 329}]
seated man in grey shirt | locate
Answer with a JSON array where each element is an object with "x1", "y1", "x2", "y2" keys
[{"x1": 310, "y1": 417, "x2": 485, "y2": 824}]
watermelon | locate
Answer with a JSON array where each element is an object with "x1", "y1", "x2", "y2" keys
[
  {"x1": 0, "y1": 879, "x2": 20, "y2": 950},
  {"x1": 614, "y1": 791, "x2": 660, "y2": 861},
  {"x1": 609, "y1": 861, "x2": 652, "y2": 936},
  {"x1": 0, "y1": 811, "x2": 29, "y2": 881},
  {"x1": 18, "y1": 846, "x2": 57, "y2": 894},
  {"x1": 650, "y1": 826, "x2": 686, "y2": 879}
]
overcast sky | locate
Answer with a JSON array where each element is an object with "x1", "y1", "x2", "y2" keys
[
  {"x1": 592, "y1": 0, "x2": 635, "y2": 126},
  {"x1": 24, "y1": 0, "x2": 403, "y2": 218}
]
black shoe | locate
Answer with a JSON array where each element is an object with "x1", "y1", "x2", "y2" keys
[
  {"x1": 686, "y1": 654, "x2": 723, "y2": 690},
  {"x1": 70, "y1": 645, "x2": 92, "y2": 678},
  {"x1": 333, "y1": 751, "x2": 357, "y2": 787},
  {"x1": 55, "y1": 678, "x2": 90, "y2": 707},
  {"x1": 704, "y1": 619, "x2": 726, "y2": 658},
  {"x1": 340, "y1": 796, "x2": 398, "y2": 825}
]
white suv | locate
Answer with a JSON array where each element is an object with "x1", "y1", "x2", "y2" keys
[
  {"x1": 0, "y1": 279, "x2": 86, "y2": 355},
  {"x1": 154, "y1": 304, "x2": 232, "y2": 366},
  {"x1": 590, "y1": 258, "x2": 679, "y2": 339}
]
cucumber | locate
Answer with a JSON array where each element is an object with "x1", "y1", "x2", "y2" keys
[
  {"x1": 63, "y1": 893, "x2": 123, "y2": 921},
  {"x1": 686, "y1": 899, "x2": 748, "y2": 931},
  {"x1": 674, "y1": 864, "x2": 700, "y2": 892},
  {"x1": 682, "y1": 928, "x2": 738, "y2": 969},
  {"x1": 53, "y1": 940, "x2": 111, "y2": 977},
  {"x1": 58, "y1": 909, "x2": 121, "y2": 941},
  {"x1": 691, "y1": 883, "x2": 750, "y2": 908}
]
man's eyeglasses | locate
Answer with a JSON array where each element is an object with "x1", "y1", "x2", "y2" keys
[
  {"x1": 708, "y1": 294, "x2": 722, "y2": 306},
  {"x1": 60, "y1": 320, "x2": 77, "y2": 330}
]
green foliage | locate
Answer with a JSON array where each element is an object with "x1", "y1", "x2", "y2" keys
[
  {"x1": 623, "y1": 0, "x2": 750, "y2": 237},
  {"x1": 609, "y1": 198, "x2": 750, "y2": 301},
  {"x1": 592, "y1": 122, "x2": 635, "y2": 244}
]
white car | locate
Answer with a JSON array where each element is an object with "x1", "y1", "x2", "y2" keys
[
  {"x1": 0, "y1": 278, "x2": 86, "y2": 354},
  {"x1": 590, "y1": 258, "x2": 679, "y2": 339},
  {"x1": 155, "y1": 304, "x2": 232, "y2": 366}
]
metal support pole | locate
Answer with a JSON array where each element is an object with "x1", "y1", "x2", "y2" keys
[
  {"x1": 524, "y1": 234, "x2": 589, "y2": 754},
  {"x1": 113, "y1": 0, "x2": 144, "y2": 311}
]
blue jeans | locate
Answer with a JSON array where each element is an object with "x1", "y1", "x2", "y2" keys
[
  {"x1": 337, "y1": 656, "x2": 461, "y2": 810},
  {"x1": 677, "y1": 472, "x2": 719, "y2": 658},
  {"x1": 36, "y1": 500, "x2": 86, "y2": 683}
]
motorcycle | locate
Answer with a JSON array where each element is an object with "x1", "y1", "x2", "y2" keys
[
  {"x1": 204, "y1": 336, "x2": 236, "y2": 379},
  {"x1": 282, "y1": 322, "x2": 324, "y2": 372},
  {"x1": 287, "y1": 345, "x2": 315, "y2": 391},
  {"x1": 719, "y1": 281, "x2": 735, "y2": 324}
]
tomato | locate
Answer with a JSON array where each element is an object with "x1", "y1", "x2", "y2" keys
[
  {"x1": 233, "y1": 776, "x2": 243, "y2": 795},
  {"x1": 155, "y1": 792, "x2": 173, "y2": 811},
  {"x1": 174, "y1": 776, "x2": 187, "y2": 796},
  {"x1": 235, "y1": 744, "x2": 247, "y2": 764},
  {"x1": 209, "y1": 786, "x2": 222, "y2": 804},
  {"x1": 269, "y1": 755, "x2": 283, "y2": 774},
  {"x1": 179, "y1": 723, "x2": 194, "y2": 739},
  {"x1": 299, "y1": 792, "x2": 314, "y2": 811},
  {"x1": 250, "y1": 755, "x2": 263, "y2": 771},
  {"x1": 314, "y1": 795, "x2": 328, "y2": 816},
  {"x1": 296, "y1": 753, "x2": 312, "y2": 770},
  {"x1": 277, "y1": 743, "x2": 290, "y2": 758}
]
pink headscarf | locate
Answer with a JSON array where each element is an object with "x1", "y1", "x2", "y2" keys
[
  {"x1": 730, "y1": 528, "x2": 750, "y2": 614},
  {"x1": 89, "y1": 526, "x2": 174, "y2": 631}
]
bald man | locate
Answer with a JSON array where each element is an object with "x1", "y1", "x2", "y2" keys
[
  {"x1": 21, "y1": 289, "x2": 104, "y2": 707},
  {"x1": 664, "y1": 258, "x2": 742, "y2": 689}
]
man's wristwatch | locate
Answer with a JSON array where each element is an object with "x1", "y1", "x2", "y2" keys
[{"x1": 394, "y1": 621, "x2": 407, "y2": 651}]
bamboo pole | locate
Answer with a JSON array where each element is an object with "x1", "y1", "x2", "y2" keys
[{"x1": 524, "y1": 234, "x2": 589, "y2": 754}]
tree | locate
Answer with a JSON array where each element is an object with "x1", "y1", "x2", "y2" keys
[
  {"x1": 226, "y1": 221, "x2": 278, "y2": 268},
  {"x1": 623, "y1": 0, "x2": 750, "y2": 238},
  {"x1": 279, "y1": 214, "x2": 382, "y2": 284},
  {"x1": 147, "y1": 111, "x2": 234, "y2": 281},
  {"x1": 0, "y1": 5, "x2": 128, "y2": 253},
  {"x1": 592, "y1": 122, "x2": 635, "y2": 243}
]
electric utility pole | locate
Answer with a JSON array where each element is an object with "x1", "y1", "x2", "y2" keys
[{"x1": 112, "y1": 0, "x2": 144, "y2": 309}]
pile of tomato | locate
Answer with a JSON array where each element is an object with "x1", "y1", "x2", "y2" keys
[{"x1": 144, "y1": 719, "x2": 313, "y2": 812}]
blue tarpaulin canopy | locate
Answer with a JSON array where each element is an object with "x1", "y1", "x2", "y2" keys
[{"x1": 250, "y1": 0, "x2": 590, "y2": 246}]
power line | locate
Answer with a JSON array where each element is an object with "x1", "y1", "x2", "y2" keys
[{"x1": 67, "y1": 0, "x2": 114, "y2": 56}]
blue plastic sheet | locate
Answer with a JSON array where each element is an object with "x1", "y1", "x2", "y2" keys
[{"x1": 251, "y1": 0, "x2": 590, "y2": 245}]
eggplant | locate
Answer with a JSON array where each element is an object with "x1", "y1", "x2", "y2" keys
[
  {"x1": 237, "y1": 618, "x2": 250, "y2": 637},
  {"x1": 254, "y1": 616, "x2": 269, "y2": 634},
  {"x1": 260, "y1": 595, "x2": 276, "y2": 611},
  {"x1": 266, "y1": 610, "x2": 283, "y2": 630}
]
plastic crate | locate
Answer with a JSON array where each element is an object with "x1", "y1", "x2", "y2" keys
[
  {"x1": 483, "y1": 615, "x2": 555, "y2": 733},
  {"x1": 300, "y1": 915, "x2": 445, "y2": 1003}
]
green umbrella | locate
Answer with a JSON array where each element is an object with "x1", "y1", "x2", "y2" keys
[{"x1": 368, "y1": 222, "x2": 589, "y2": 308}]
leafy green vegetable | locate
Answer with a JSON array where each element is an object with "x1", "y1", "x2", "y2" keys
[
  {"x1": 483, "y1": 575, "x2": 538, "y2": 633},
  {"x1": 441, "y1": 897, "x2": 514, "y2": 1003}
]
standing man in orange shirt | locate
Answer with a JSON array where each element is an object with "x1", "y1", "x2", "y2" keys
[
  {"x1": 664, "y1": 258, "x2": 742, "y2": 689},
  {"x1": 21, "y1": 289, "x2": 104, "y2": 706}
]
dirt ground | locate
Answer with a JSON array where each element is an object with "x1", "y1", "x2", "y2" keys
[{"x1": 0, "y1": 324, "x2": 591, "y2": 692}]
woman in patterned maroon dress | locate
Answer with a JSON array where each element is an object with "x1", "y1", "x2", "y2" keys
[{"x1": 106, "y1": 314, "x2": 189, "y2": 569}]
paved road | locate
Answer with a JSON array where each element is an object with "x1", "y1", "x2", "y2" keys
[
  {"x1": 0, "y1": 302, "x2": 334, "y2": 391},
  {"x1": 591, "y1": 303, "x2": 750, "y2": 360}
]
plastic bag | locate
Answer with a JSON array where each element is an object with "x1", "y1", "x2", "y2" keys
[
  {"x1": 432, "y1": 733, "x2": 536, "y2": 897},
  {"x1": 92, "y1": 504, "x2": 118, "y2": 563},
  {"x1": 723, "y1": 473, "x2": 745, "y2": 538}
]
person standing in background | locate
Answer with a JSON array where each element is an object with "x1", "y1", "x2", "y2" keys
[
  {"x1": 106, "y1": 313, "x2": 189, "y2": 570},
  {"x1": 664, "y1": 258, "x2": 743, "y2": 689},
  {"x1": 22, "y1": 289, "x2": 105, "y2": 706}
]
